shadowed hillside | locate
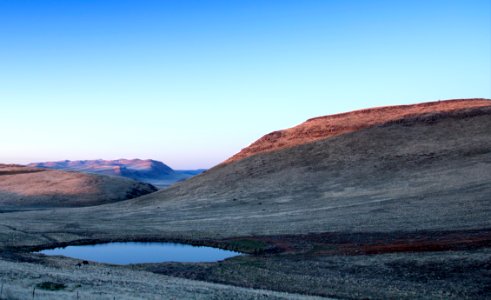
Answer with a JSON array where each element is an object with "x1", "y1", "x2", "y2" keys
[
  {"x1": 0, "y1": 165, "x2": 157, "y2": 210},
  {"x1": 121, "y1": 99, "x2": 491, "y2": 236}
]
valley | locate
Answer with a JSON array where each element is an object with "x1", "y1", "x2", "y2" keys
[{"x1": 0, "y1": 99, "x2": 490, "y2": 299}]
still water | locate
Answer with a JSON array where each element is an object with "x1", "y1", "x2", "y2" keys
[{"x1": 38, "y1": 242, "x2": 241, "y2": 264}]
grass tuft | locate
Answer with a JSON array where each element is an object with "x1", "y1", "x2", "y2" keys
[{"x1": 36, "y1": 282, "x2": 66, "y2": 291}]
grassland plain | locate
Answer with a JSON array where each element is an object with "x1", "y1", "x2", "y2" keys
[{"x1": 0, "y1": 99, "x2": 490, "y2": 299}]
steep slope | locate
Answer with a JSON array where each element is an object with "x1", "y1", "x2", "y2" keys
[
  {"x1": 28, "y1": 159, "x2": 203, "y2": 188},
  {"x1": 0, "y1": 165, "x2": 157, "y2": 210},
  {"x1": 227, "y1": 98, "x2": 491, "y2": 163}
]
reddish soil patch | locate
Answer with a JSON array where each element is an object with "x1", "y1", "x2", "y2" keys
[
  {"x1": 226, "y1": 98, "x2": 491, "y2": 163},
  {"x1": 228, "y1": 229, "x2": 491, "y2": 256},
  {"x1": 360, "y1": 235, "x2": 491, "y2": 254}
]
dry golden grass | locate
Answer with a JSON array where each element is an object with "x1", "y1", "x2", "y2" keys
[{"x1": 0, "y1": 165, "x2": 157, "y2": 208}]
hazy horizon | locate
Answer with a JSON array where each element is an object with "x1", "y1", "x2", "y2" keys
[{"x1": 1, "y1": 0, "x2": 490, "y2": 169}]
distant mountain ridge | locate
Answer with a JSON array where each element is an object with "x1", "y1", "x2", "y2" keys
[
  {"x1": 28, "y1": 159, "x2": 204, "y2": 188},
  {"x1": 29, "y1": 159, "x2": 174, "y2": 179}
]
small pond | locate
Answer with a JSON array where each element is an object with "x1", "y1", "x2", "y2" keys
[{"x1": 37, "y1": 242, "x2": 241, "y2": 265}]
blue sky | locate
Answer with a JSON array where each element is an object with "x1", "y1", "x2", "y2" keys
[{"x1": 1, "y1": 0, "x2": 490, "y2": 169}]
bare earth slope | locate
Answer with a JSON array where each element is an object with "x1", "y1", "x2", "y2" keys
[
  {"x1": 0, "y1": 165, "x2": 157, "y2": 209},
  {"x1": 227, "y1": 98, "x2": 491, "y2": 162}
]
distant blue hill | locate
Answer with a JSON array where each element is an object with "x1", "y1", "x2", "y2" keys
[{"x1": 28, "y1": 159, "x2": 205, "y2": 189}]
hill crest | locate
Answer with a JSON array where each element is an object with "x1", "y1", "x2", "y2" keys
[{"x1": 226, "y1": 98, "x2": 491, "y2": 163}]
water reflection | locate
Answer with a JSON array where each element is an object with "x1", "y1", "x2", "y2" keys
[{"x1": 38, "y1": 242, "x2": 241, "y2": 264}]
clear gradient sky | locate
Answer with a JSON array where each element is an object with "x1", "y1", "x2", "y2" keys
[{"x1": 1, "y1": 0, "x2": 490, "y2": 169}]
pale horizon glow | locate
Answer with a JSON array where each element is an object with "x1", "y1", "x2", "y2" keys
[{"x1": 1, "y1": 0, "x2": 490, "y2": 169}]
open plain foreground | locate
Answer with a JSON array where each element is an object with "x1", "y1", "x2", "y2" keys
[{"x1": 0, "y1": 99, "x2": 490, "y2": 299}]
